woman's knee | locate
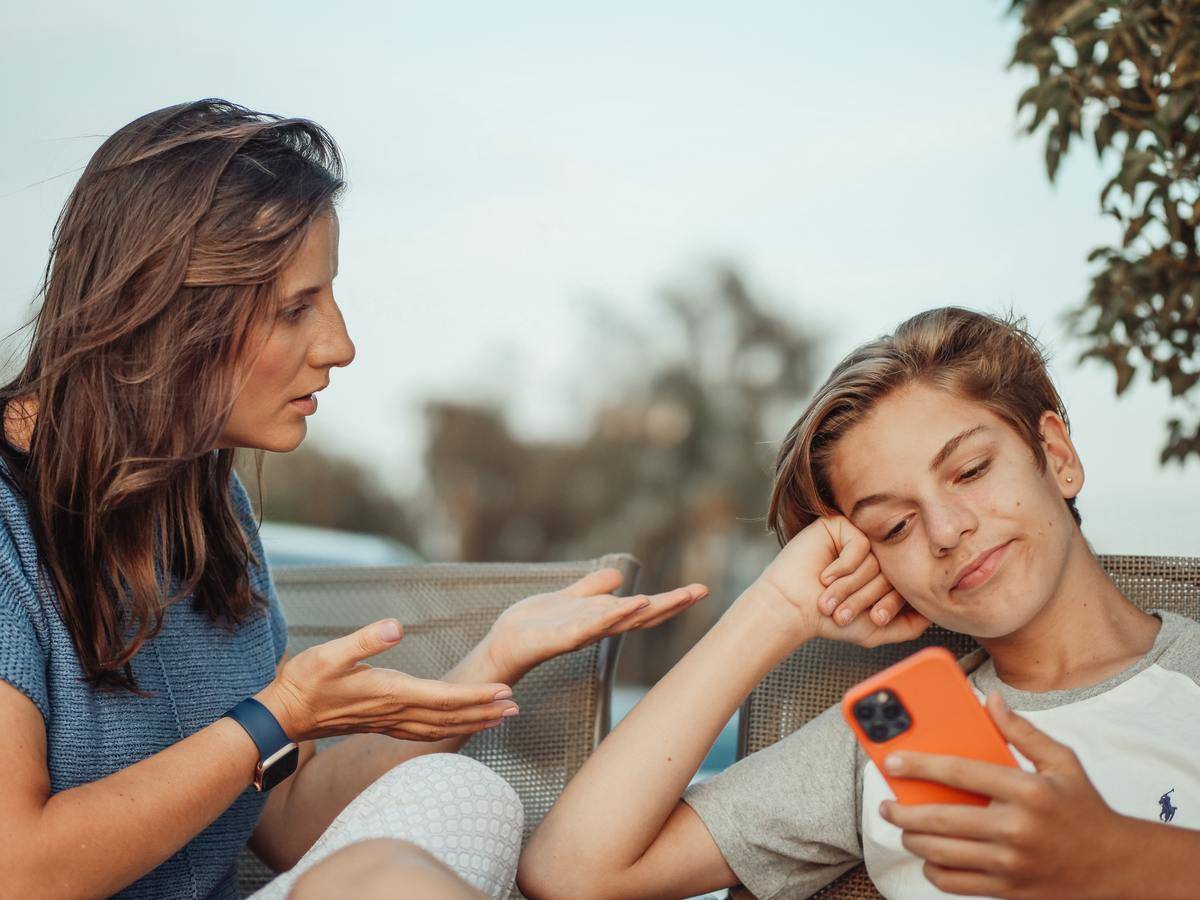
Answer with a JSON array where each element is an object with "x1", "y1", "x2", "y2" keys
[
  {"x1": 374, "y1": 753, "x2": 524, "y2": 835},
  {"x1": 289, "y1": 838, "x2": 488, "y2": 899}
]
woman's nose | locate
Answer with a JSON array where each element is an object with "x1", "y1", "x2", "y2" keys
[{"x1": 314, "y1": 303, "x2": 356, "y2": 369}]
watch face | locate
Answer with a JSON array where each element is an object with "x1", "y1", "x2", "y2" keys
[{"x1": 260, "y1": 744, "x2": 300, "y2": 792}]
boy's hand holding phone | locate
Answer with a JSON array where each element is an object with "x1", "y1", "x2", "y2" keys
[
  {"x1": 879, "y1": 691, "x2": 1129, "y2": 898},
  {"x1": 752, "y1": 515, "x2": 930, "y2": 649}
]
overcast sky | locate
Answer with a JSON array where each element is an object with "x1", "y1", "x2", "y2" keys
[{"x1": 2, "y1": 1, "x2": 1196, "y2": 555}]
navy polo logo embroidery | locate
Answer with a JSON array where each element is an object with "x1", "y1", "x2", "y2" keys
[{"x1": 1159, "y1": 789, "x2": 1177, "y2": 823}]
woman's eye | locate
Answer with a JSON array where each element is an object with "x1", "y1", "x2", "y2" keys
[
  {"x1": 282, "y1": 303, "x2": 310, "y2": 323},
  {"x1": 883, "y1": 519, "x2": 908, "y2": 542},
  {"x1": 959, "y1": 459, "x2": 991, "y2": 482}
]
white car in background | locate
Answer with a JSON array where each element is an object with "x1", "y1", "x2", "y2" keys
[{"x1": 258, "y1": 520, "x2": 422, "y2": 568}]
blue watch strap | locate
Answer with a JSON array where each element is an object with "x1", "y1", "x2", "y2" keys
[{"x1": 222, "y1": 697, "x2": 293, "y2": 759}]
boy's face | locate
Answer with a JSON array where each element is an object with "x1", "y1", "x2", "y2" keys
[{"x1": 827, "y1": 382, "x2": 1083, "y2": 638}]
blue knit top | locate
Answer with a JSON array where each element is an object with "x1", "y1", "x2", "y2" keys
[{"x1": 0, "y1": 459, "x2": 287, "y2": 899}]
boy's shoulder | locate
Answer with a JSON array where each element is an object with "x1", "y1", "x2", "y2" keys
[{"x1": 1148, "y1": 608, "x2": 1200, "y2": 682}]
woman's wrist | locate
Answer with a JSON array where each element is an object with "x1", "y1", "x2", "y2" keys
[{"x1": 253, "y1": 679, "x2": 305, "y2": 741}]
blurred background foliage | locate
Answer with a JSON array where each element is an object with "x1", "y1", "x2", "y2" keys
[
  {"x1": 244, "y1": 265, "x2": 817, "y2": 682},
  {"x1": 1008, "y1": 0, "x2": 1200, "y2": 462},
  {"x1": 237, "y1": 3, "x2": 1200, "y2": 687}
]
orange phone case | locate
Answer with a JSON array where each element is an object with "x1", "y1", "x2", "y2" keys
[{"x1": 841, "y1": 646, "x2": 1018, "y2": 806}]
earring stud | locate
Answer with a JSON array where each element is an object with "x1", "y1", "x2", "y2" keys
[{"x1": 1066, "y1": 476, "x2": 1074, "y2": 483}]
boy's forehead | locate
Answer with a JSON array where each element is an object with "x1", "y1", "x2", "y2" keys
[{"x1": 828, "y1": 386, "x2": 1005, "y2": 510}]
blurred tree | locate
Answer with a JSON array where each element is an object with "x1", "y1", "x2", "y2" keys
[
  {"x1": 423, "y1": 264, "x2": 819, "y2": 682},
  {"x1": 1007, "y1": 0, "x2": 1200, "y2": 463},
  {"x1": 236, "y1": 445, "x2": 419, "y2": 547}
]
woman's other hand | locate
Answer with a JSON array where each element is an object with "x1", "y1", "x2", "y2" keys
[
  {"x1": 256, "y1": 621, "x2": 518, "y2": 743},
  {"x1": 482, "y1": 568, "x2": 709, "y2": 679},
  {"x1": 753, "y1": 515, "x2": 930, "y2": 648}
]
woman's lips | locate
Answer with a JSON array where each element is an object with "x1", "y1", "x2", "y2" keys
[
  {"x1": 952, "y1": 540, "x2": 1013, "y2": 592},
  {"x1": 289, "y1": 394, "x2": 318, "y2": 415}
]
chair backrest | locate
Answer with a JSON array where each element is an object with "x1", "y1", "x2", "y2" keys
[
  {"x1": 737, "y1": 554, "x2": 1200, "y2": 900},
  {"x1": 237, "y1": 553, "x2": 638, "y2": 899}
]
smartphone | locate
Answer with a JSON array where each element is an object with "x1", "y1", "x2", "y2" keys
[{"x1": 841, "y1": 646, "x2": 1018, "y2": 805}]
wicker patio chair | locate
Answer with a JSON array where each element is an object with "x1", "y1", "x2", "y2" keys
[
  {"x1": 736, "y1": 554, "x2": 1200, "y2": 900},
  {"x1": 237, "y1": 553, "x2": 639, "y2": 899}
]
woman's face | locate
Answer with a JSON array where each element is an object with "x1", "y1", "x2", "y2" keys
[
  {"x1": 826, "y1": 382, "x2": 1083, "y2": 638},
  {"x1": 218, "y1": 211, "x2": 355, "y2": 452}
]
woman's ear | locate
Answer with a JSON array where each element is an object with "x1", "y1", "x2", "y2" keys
[{"x1": 1038, "y1": 410, "x2": 1083, "y2": 498}]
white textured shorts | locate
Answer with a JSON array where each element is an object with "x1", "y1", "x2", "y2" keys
[{"x1": 249, "y1": 753, "x2": 524, "y2": 899}]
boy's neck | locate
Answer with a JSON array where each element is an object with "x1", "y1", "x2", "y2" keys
[{"x1": 978, "y1": 535, "x2": 1161, "y2": 693}]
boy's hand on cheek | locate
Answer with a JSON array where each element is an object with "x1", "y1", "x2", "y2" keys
[
  {"x1": 753, "y1": 516, "x2": 930, "y2": 648},
  {"x1": 880, "y1": 692, "x2": 1130, "y2": 899}
]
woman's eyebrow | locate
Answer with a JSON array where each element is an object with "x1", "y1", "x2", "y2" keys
[{"x1": 847, "y1": 425, "x2": 990, "y2": 521}]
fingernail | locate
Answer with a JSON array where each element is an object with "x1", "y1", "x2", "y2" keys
[
  {"x1": 819, "y1": 594, "x2": 835, "y2": 614},
  {"x1": 501, "y1": 706, "x2": 520, "y2": 717},
  {"x1": 879, "y1": 800, "x2": 892, "y2": 818},
  {"x1": 493, "y1": 689, "x2": 513, "y2": 700},
  {"x1": 836, "y1": 608, "x2": 852, "y2": 625},
  {"x1": 884, "y1": 754, "x2": 902, "y2": 773},
  {"x1": 379, "y1": 621, "x2": 402, "y2": 642},
  {"x1": 874, "y1": 608, "x2": 890, "y2": 624}
]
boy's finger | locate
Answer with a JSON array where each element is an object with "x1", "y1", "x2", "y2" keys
[{"x1": 819, "y1": 555, "x2": 880, "y2": 615}]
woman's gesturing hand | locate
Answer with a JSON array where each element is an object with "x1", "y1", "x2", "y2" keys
[
  {"x1": 482, "y1": 568, "x2": 709, "y2": 679},
  {"x1": 256, "y1": 620, "x2": 519, "y2": 743},
  {"x1": 753, "y1": 515, "x2": 930, "y2": 648}
]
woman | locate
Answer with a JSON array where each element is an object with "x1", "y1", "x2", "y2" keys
[
  {"x1": 0, "y1": 99, "x2": 707, "y2": 899},
  {"x1": 521, "y1": 307, "x2": 1200, "y2": 899}
]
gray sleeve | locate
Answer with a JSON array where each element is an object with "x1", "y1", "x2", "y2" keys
[{"x1": 683, "y1": 704, "x2": 863, "y2": 900}]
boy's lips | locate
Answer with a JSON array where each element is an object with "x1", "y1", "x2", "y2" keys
[{"x1": 951, "y1": 540, "x2": 1014, "y2": 592}]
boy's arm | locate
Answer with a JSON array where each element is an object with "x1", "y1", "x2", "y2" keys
[{"x1": 519, "y1": 584, "x2": 808, "y2": 900}]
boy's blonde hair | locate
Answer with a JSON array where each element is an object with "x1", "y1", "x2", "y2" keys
[{"x1": 767, "y1": 307, "x2": 1080, "y2": 544}]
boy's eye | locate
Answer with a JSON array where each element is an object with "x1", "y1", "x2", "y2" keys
[
  {"x1": 883, "y1": 519, "x2": 908, "y2": 541},
  {"x1": 958, "y1": 459, "x2": 992, "y2": 482}
]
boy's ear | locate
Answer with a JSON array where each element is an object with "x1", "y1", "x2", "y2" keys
[{"x1": 1038, "y1": 410, "x2": 1082, "y2": 498}]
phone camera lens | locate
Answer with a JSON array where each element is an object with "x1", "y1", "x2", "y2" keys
[
  {"x1": 855, "y1": 703, "x2": 875, "y2": 721},
  {"x1": 867, "y1": 723, "x2": 889, "y2": 742},
  {"x1": 883, "y1": 703, "x2": 902, "y2": 720}
]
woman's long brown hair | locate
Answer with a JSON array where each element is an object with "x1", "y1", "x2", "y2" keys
[{"x1": 0, "y1": 99, "x2": 344, "y2": 695}]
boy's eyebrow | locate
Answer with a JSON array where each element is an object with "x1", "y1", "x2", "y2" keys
[{"x1": 847, "y1": 425, "x2": 989, "y2": 520}]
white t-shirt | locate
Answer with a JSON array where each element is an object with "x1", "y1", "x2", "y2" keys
[{"x1": 685, "y1": 610, "x2": 1200, "y2": 900}]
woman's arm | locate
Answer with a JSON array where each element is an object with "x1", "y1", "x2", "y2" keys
[
  {"x1": 0, "y1": 617, "x2": 515, "y2": 897},
  {"x1": 249, "y1": 639, "x2": 521, "y2": 872},
  {"x1": 0, "y1": 678, "x2": 266, "y2": 899},
  {"x1": 250, "y1": 570, "x2": 709, "y2": 873}
]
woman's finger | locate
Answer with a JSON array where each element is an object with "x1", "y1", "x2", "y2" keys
[
  {"x1": 399, "y1": 699, "x2": 520, "y2": 727},
  {"x1": 613, "y1": 590, "x2": 706, "y2": 632},
  {"x1": 831, "y1": 572, "x2": 892, "y2": 626},
  {"x1": 563, "y1": 568, "x2": 626, "y2": 598},
  {"x1": 389, "y1": 674, "x2": 514, "y2": 711},
  {"x1": 388, "y1": 718, "x2": 505, "y2": 742}
]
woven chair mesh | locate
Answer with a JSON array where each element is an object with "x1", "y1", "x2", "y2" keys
[
  {"x1": 237, "y1": 554, "x2": 637, "y2": 900},
  {"x1": 740, "y1": 554, "x2": 1200, "y2": 900}
]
